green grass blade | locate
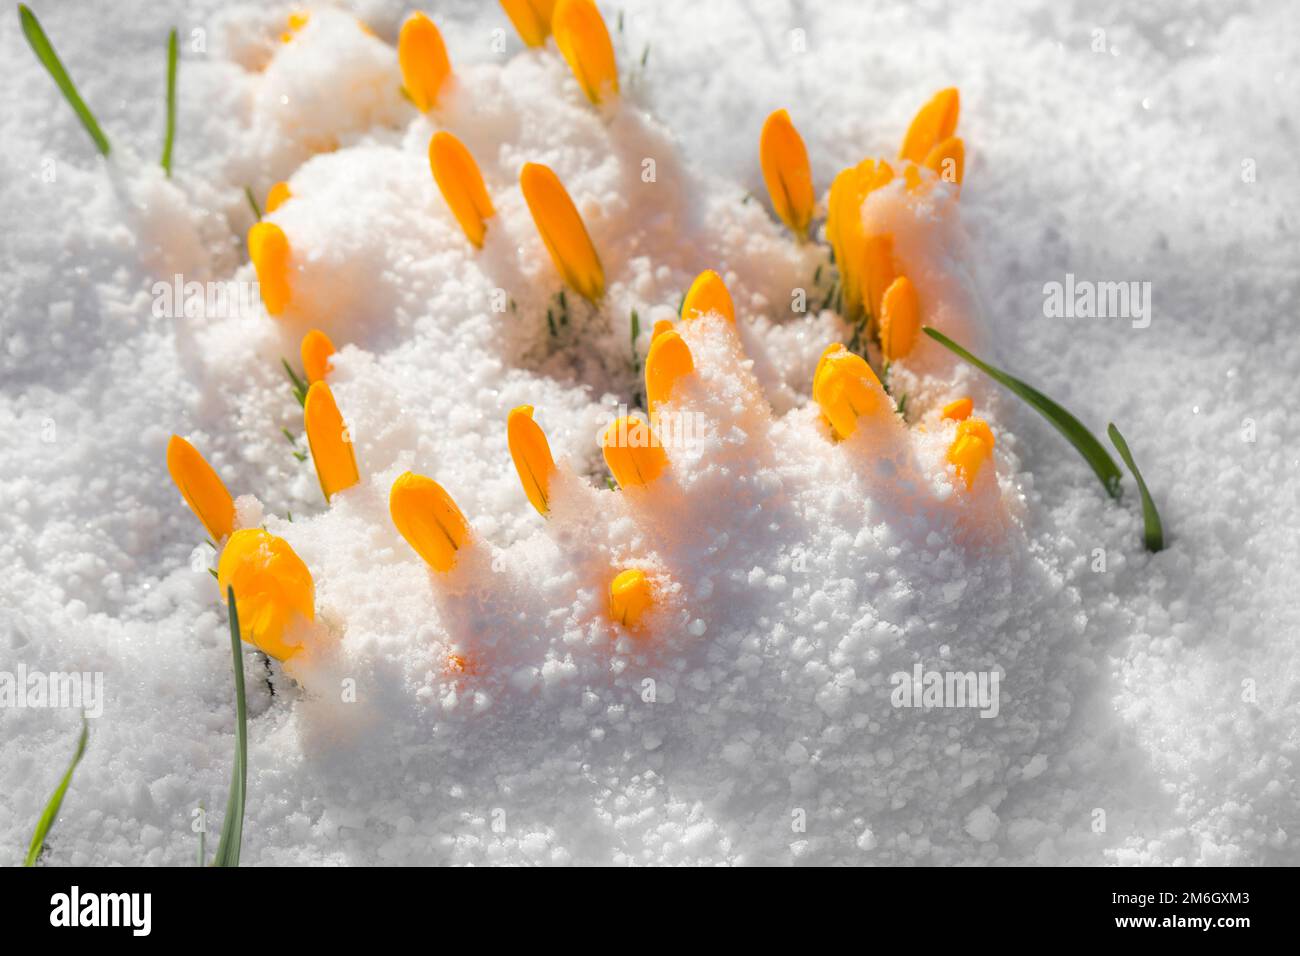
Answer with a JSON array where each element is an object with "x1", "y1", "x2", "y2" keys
[
  {"x1": 24, "y1": 717, "x2": 89, "y2": 866},
  {"x1": 1108, "y1": 423, "x2": 1165, "y2": 552},
  {"x1": 161, "y1": 28, "x2": 178, "y2": 175},
  {"x1": 245, "y1": 186, "x2": 263, "y2": 221},
  {"x1": 211, "y1": 586, "x2": 248, "y2": 867},
  {"x1": 922, "y1": 326, "x2": 1123, "y2": 498},
  {"x1": 18, "y1": 4, "x2": 111, "y2": 156}
]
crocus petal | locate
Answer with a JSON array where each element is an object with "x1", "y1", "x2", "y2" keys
[
  {"x1": 879, "y1": 275, "x2": 920, "y2": 362},
  {"x1": 389, "y1": 471, "x2": 471, "y2": 572},
  {"x1": 508, "y1": 404, "x2": 556, "y2": 516},
  {"x1": 681, "y1": 269, "x2": 735, "y2": 323},
  {"x1": 248, "y1": 222, "x2": 291, "y2": 316},
  {"x1": 609, "y1": 568, "x2": 653, "y2": 628},
  {"x1": 644, "y1": 329, "x2": 694, "y2": 412},
  {"x1": 304, "y1": 381, "x2": 359, "y2": 501},
  {"x1": 398, "y1": 12, "x2": 452, "y2": 112},
  {"x1": 520, "y1": 162, "x2": 605, "y2": 302},
  {"x1": 301, "y1": 329, "x2": 336, "y2": 384},
  {"x1": 218, "y1": 528, "x2": 315, "y2": 661},
  {"x1": 812, "y1": 343, "x2": 889, "y2": 440},
  {"x1": 265, "y1": 181, "x2": 291, "y2": 213},
  {"x1": 429, "y1": 131, "x2": 495, "y2": 248},
  {"x1": 759, "y1": 109, "x2": 815, "y2": 239},
  {"x1": 899, "y1": 87, "x2": 960, "y2": 164},
  {"x1": 552, "y1": 0, "x2": 618, "y2": 104},
  {"x1": 166, "y1": 435, "x2": 235, "y2": 542},
  {"x1": 601, "y1": 416, "x2": 667, "y2": 488},
  {"x1": 947, "y1": 417, "x2": 996, "y2": 489},
  {"x1": 500, "y1": 0, "x2": 556, "y2": 47}
]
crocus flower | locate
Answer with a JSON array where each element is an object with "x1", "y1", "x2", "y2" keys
[
  {"x1": 520, "y1": 162, "x2": 605, "y2": 302},
  {"x1": 218, "y1": 528, "x2": 315, "y2": 661},
  {"x1": 609, "y1": 568, "x2": 652, "y2": 628},
  {"x1": 508, "y1": 405, "x2": 556, "y2": 516},
  {"x1": 304, "y1": 381, "x2": 359, "y2": 501},
  {"x1": 166, "y1": 435, "x2": 235, "y2": 542},
  {"x1": 398, "y1": 12, "x2": 452, "y2": 112},
  {"x1": 389, "y1": 471, "x2": 471, "y2": 572},
  {"x1": 759, "y1": 109, "x2": 814, "y2": 239},
  {"x1": 552, "y1": 0, "x2": 618, "y2": 104}
]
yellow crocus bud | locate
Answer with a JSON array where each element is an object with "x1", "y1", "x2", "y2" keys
[
  {"x1": 947, "y1": 417, "x2": 995, "y2": 489},
  {"x1": 389, "y1": 471, "x2": 471, "y2": 572},
  {"x1": 500, "y1": 0, "x2": 556, "y2": 48},
  {"x1": 428, "y1": 131, "x2": 495, "y2": 248},
  {"x1": 759, "y1": 109, "x2": 815, "y2": 240},
  {"x1": 520, "y1": 162, "x2": 605, "y2": 302},
  {"x1": 826, "y1": 159, "x2": 893, "y2": 320},
  {"x1": 681, "y1": 269, "x2": 734, "y2": 323},
  {"x1": 899, "y1": 87, "x2": 960, "y2": 164},
  {"x1": 218, "y1": 528, "x2": 315, "y2": 661},
  {"x1": 552, "y1": 0, "x2": 618, "y2": 104},
  {"x1": 942, "y1": 397, "x2": 973, "y2": 422},
  {"x1": 507, "y1": 405, "x2": 556, "y2": 516},
  {"x1": 651, "y1": 319, "x2": 674, "y2": 340},
  {"x1": 923, "y1": 136, "x2": 965, "y2": 192},
  {"x1": 601, "y1": 416, "x2": 667, "y2": 488},
  {"x1": 248, "y1": 221, "x2": 291, "y2": 316},
  {"x1": 398, "y1": 12, "x2": 452, "y2": 112},
  {"x1": 265, "y1": 181, "x2": 291, "y2": 213},
  {"x1": 304, "y1": 381, "x2": 359, "y2": 501},
  {"x1": 301, "y1": 329, "x2": 336, "y2": 384},
  {"x1": 862, "y1": 234, "x2": 896, "y2": 321},
  {"x1": 812, "y1": 343, "x2": 888, "y2": 440},
  {"x1": 166, "y1": 435, "x2": 235, "y2": 542},
  {"x1": 644, "y1": 329, "x2": 694, "y2": 412},
  {"x1": 879, "y1": 275, "x2": 920, "y2": 362},
  {"x1": 609, "y1": 568, "x2": 652, "y2": 628}
]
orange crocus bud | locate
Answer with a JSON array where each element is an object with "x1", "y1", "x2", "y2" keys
[
  {"x1": 389, "y1": 471, "x2": 471, "y2": 572},
  {"x1": 429, "y1": 131, "x2": 495, "y2": 248},
  {"x1": 601, "y1": 416, "x2": 667, "y2": 488},
  {"x1": 947, "y1": 417, "x2": 995, "y2": 489},
  {"x1": 681, "y1": 269, "x2": 735, "y2": 323},
  {"x1": 826, "y1": 159, "x2": 893, "y2": 321},
  {"x1": 862, "y1": 234, "x2": 896, "y2": 321},
  {"x1": 508, "y1": 405, "x2": 556, "y2": 516},
  {"x1": 644, "y1": 329, "x2": 694, "y2": 412},
  {"x1": 265, "y1": 181, "x2": 291, "y2": 213},
  {"x1": 248, "y1": 221, "x2": 291, "y2": 316},
  {"x1": 609, "y1": 568, "x2": 653, "y2": 628},
  {"x1": 923, "y1": 136, "x2": 965, "y2": 192},
  {"x1": 500, "y1": 0, "x2": 556, "y2": 47},
  {"x1": 301, "y1": 329, "x2": 336, "y2": 384},
  {"x1": 759, "y1": 109, "x2": 815, "y2": 240},
  {"x1": 899, "y1": 87, "x2": 960, "y2": 164},
  {"x1": 304, "y1": 381, "x2": 359, "y2": 501},
  {"x1": 879, "y1": 275, "x2": 920, "y2": 362},
  {"x1": 166, "y1": 435, "x2": 235, "y2": 542},
  {"x1": 941, "y1": 397, "x2": 973, "y2": 422},
  {"x1": 398, "y1": 12, "x2": 452, "y2": 112},
  {"x1": 651, "y1": 319, "x2": 674, "y2": 340},
  {"x1": 552, "y1": 0, "x2": 618, "y2": 104},
  {"x1": 812, "y1": 343, "x2": 889, "y2": 440},
  {"x1": 218, "y1": 529, "x2": 315, "y2": 661},
  {"x1": 520, "y1": 162, "x2": 605, "y2": 302}
]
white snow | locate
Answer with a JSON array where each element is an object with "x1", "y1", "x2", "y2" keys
[{"x1": 1, "y1": 0, "x2": 1297, "y2": 866}]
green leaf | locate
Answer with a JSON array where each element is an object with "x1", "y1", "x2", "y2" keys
[
  {"x1": 24, "y1": 717, "x2": 89, "y2": 866},
  {"x1": 18, "y1": 4, "x2": 111, "y2": 156},
  {"x1": 161, "y1": 28, "x2": 178, "y2": 175},
  {"x1": 281, "y1": 358, "x2": 308, "y2": 406},
  {"x1": 245, "y1": 186, "x2": 262, "y2": 221},
  {"x1": 922, "y1": 326, "x2": 1123, "y2": 498},
  {"x1": 211, "y1": 586, "x2": 248, "y2": 867},
  {"x1": 1108, "y1": 423, "x2": 1165, "y2": 552}
]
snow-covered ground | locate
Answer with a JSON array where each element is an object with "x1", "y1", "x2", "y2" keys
[{"x1": 1, "y1": 0, "x2": 1297, "y2": 865}]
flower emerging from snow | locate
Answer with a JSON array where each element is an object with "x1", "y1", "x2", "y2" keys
[
  {"x1": 947, "y1": 418, "x2": 996, "y2": 489},
  {"x1": 552, "y1": 0, "x2": 618, "y2": 104},
  {"x1": 218, "y1": 528, "x2": 315, "y2": 661},
  {"x1": 398, "y1": 12, "x2": 452, "y2": 112},
  {"x1": 759, "y1": 109, "x2": 815, "y2": 240},
  {"x1": 166, "y1": 435, "x2": 235, "y2": 542},
  {"x1": 879, "y1": 274, "x2": 921, "y2": 362},
  {"x1": 500, "y1": 0, "x2": 556, "y2": 47},
  {"x1": 389, "y1": 472, "x2": 472, "y2": 572},
  {"x1": 428, "y1": 131, "x2": 495, "y2": 248},
  {"x1": 520, "y1": 161, "x2": 605, "y2": 302},
  {"x1": 304, "y1": 381, "x2": 359, "y2": 501},
  {"x1": 601, "y1": 416, "x2": 667, "y2": 488},
  {"x1": 301, "y1": 329, "x2": 336, "y2": 384},
  {"x1": 508, "y1": 405, "x2": 556, "y2": 516},
  {"x1": 681, "y1": 269, "x2": 735, "y2": 324},
  {"x1": 609, "y1": 568, "x2": 653, "y2": 628},
  {"x1": 812, "y1": 343, "x2": 890, "y2": 441},
  {"x1": 899, "y1": 87, "x2": 960, "y2": 164},
  {"x1": 644, "y1": 328, "x2": 695, "y2": 413},
  {"x1": 248, "y1": 221, "x2": 291, "y2": 316}
]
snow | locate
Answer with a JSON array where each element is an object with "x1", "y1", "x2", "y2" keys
[{"x1": 1, "y1": 0, "x2": 1297, "y2": 866}]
